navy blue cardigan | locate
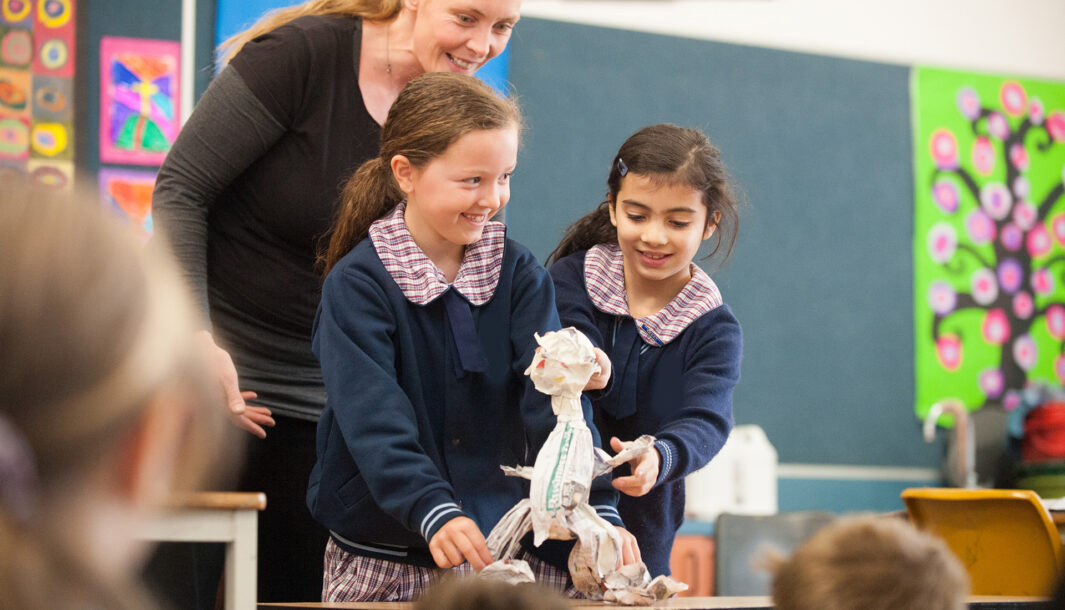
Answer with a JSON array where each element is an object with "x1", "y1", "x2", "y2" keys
[
  {"x1": 309, "y1": 237, "x2": 619, "y2": 567},
  {"x1": 550, "y1": 250, "x2": 741, "y2": 576}
]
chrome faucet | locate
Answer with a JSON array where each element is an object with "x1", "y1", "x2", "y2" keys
[{"x1": 923, "y1": 399, "x2": 977, "y2": 488}]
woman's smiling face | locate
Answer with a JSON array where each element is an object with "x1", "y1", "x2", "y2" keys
[{"x1": 408, "y1": 0, "x2": 521, "y2": 75}]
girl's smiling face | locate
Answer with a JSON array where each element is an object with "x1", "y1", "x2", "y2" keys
[
  {"x1": 409, "y1": 0, "x2": 521, "y2": 75},
  {"x1": 394, "y1": 125, "x2": 518, "y2": 265},
  {"x1": 609, "y1": 172, "x2": 717, "y2": 297}
]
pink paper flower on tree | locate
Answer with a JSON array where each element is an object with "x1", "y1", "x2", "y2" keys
[
  {"x1": 931, "y1": 128, "x2": 959, "y2": 169},
  {"x1": 981, "y1": 308, "x2": 1010, "y2": 345},
  {"x1": 1000, "y1": 81, "x2": 1027, "y2": 117},
  {"x1": 936, "y1": 334, "x2": 962, "y2": 371}
]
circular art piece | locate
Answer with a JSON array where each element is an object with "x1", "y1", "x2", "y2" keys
[
  {"x1": 1, "y1": 28, "x2": 32, "y2": 67},
  {"x1": 1, "y1": 0, "x2": 31, "y2": 23},
  {"x1": 37, "y1": 0, "x2": 71, "y2": 28},
  {"x1": 0, "y1": 117, "x2": 29, "y2": 156},
  {"x1": 0, "y1": 77, "x2": 27, "y2": 111},
  {"x1": 38, "y1": 38, "x2": 68, "y2": 70},
  {"x1": 30, "y1": 122, "x2": 66, "y2": 156},
  {"x1": 34, "y1": 83, "x2": 67, "y2": 113},
  {"x1": 30, "y1": 164, "x2": 69, "y2": 188}
]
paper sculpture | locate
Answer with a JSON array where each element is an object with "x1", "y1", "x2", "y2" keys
[{"x1": 485, "y1": 328, "x2": 686, "y2": 605}]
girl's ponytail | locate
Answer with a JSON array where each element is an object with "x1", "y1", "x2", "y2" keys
[
  {"x1": 320, "y1": 157, "x2": 402, "y2": 276},
  {"x1": 547, "y1": 201, "x2": 617, "y2": 266}
]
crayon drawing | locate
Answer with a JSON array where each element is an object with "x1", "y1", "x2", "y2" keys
[
  {"x1": 99, "y1": 37, "x2": 179, "y2": 165},
  {"x1": 99, "y1": 167, "x2": 156, "y2": 240}
]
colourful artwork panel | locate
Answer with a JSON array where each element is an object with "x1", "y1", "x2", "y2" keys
[
  {"x1": 28, "y1": 158, "x2": 71, "y2": 190},
  {"x1": 0, "y1": 25, "x2": 32, "y2": 68},
  {"x1": 913, "y1": 67, "x2": 1065, "y2": 421},
  {"x1": 31, "y1": 74, "x2": 71, "y2": 120},
  {"x1": 99, "y1": 167, "x2": 156, "y2": 240},
  {"x1": 32, "y1": 0, "x2": 74, "y2": 78},
  {"x1": 29, "y1": 117, "x2": 69, "y2": 159},
  {"x1": 0, "y1": 65, "x2": 29, "y2": 116},
  {"x1": 99, "y1": 37, "x2": 179, "y2": 166},
  {"x1": 1, "y1": 0, "x2": 32, "y2": 26},
  {"x1": 0, "y1": 113, "x2": 28, "y2": 160},
  {"x1": 2, "y1": 0, "x2": 75, "y2": 181}
]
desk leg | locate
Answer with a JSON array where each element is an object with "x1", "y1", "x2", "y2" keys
[{"x1": 225, "y1": 510, "x2": 258, "y2": 610}]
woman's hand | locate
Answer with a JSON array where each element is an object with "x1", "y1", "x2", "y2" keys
[
  {"x1": 196, "y1": 330, "x2": 275, "y2": 438},
  {"x1": 583, "y1": 347, "x2": 612, "y2": 391},
  {"x1": 609, "y1": 436, "x2": 660, "y2": 497},
  {"x1": 615, "y1": 526, "x2": 642, "y2": 565},
  {"x1": 429, "y1": 516, "x2": 494, "y2": 570}
]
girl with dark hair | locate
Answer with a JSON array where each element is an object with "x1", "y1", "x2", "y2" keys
[
  {"x1": 548, "y1": 123, "x2": 743, "y2": 577},
  {"x1": 310, "y1": 72, "x2": 630, "y2": 602}
]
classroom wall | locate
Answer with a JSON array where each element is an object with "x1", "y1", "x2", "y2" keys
[{"x1": 521, "y1": 0, "x2": 1065, "y2": 82}]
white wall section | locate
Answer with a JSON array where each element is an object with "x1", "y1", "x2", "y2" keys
[{"x1": 522, "y1": 0, "x2": 1065, "y2": 81}]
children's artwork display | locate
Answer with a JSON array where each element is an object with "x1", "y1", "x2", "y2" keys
[
  {"x1": 98, "y1": 167, "x2": 156, "y2": 241},
  {"x1": 913, "y1": 67, "x2": 1065, "y2": 421},
  {"x1": 99, "y1": 36, "x2": 179, "y2": 165},
  {"x1": 1, "y1": 0, "x2": 76, "y2": 187}
]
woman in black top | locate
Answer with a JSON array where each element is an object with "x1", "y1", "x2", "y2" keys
[{"x1": 152, "y1": 0, "x2": 522, "y2": 601}]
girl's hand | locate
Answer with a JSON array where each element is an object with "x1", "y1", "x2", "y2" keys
[
  {"x1": 584, "y1": 347, "x2": 612, "y2": 391},
  {"x1": 429, "y1": 516, "x2": 493, "y2": 570},
  {"x1": 196, "y1": 330, "x2": 275, "y2": 438},
  {"x1": 615, "y1": 526, "x2": 642, "y2": 565},
  {"x1": 610, "y1": 436, "x2": 660, "y2": 497}
]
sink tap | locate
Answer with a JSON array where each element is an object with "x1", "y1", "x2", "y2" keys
[{"x1": 923, "y1": 399, "x2": 977, "y2": 488}]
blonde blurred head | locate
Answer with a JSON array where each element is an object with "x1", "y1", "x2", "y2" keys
[
  {"x1": 767, "y1": 514, "x2": 969, "y2": 610},
  {"x1": 0, "y1": 181, "x2": 236, "y2": 610}
]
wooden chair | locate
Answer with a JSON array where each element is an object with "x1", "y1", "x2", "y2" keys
[{"x1": 902, "y1": 487, "x2": 1064, "y2": 596}]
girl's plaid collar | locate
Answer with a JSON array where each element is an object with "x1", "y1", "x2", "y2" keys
[
  {"x1": 583, "y1": 243, "x2": 722, "y2": 346},
  {"x1": 369, "y1": 202, "x2": 504, "y2": 306}
]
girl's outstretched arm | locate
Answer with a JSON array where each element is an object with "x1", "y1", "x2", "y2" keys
[{"x1": 652, "y1": 307, "x2": 741, "y2": 487}]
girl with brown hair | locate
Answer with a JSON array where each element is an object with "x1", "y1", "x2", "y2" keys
[{"x1": 310, "y1": 72, "x2": 631, "y2": 601}]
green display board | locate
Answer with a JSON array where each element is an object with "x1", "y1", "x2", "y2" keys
[{"x1": 913, "y1": 68, "x2": 1065, "y2": 421}]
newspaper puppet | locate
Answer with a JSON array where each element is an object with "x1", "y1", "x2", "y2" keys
[{"x1": 484, "y1": 328, "x2": 687, "y2": 604}]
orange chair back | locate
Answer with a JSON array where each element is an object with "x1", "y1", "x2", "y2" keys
[{"x1": 902, "y1": 487, "x2": 1064, "y2": 596}]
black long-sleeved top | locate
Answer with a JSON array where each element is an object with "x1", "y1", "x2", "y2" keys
[{"x1": 152, "y1": 15, "x2": 379, "y2": 419}]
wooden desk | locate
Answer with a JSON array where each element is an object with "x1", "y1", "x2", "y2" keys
[
  {"x1": 259, "y1": 598, "x2": 771, "y2": 609},
  {"x1": 258, "y1": 595, "x2": 1048, "y2": 609},
  {"x1": 140, "y1": 492, "x2": 266, "y2": 610}
]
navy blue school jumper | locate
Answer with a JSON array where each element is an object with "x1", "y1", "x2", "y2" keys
[
  {"x1": 309, "y1": 205, "x2": 621, "y2": 570},
  {"x1": 550, "y1": 245, "x2": 742, "y2": 576}
]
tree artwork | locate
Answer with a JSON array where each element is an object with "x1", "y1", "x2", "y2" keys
[{"x1": 914, "y1": 67, "x2": 1065, "y2": 421}]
